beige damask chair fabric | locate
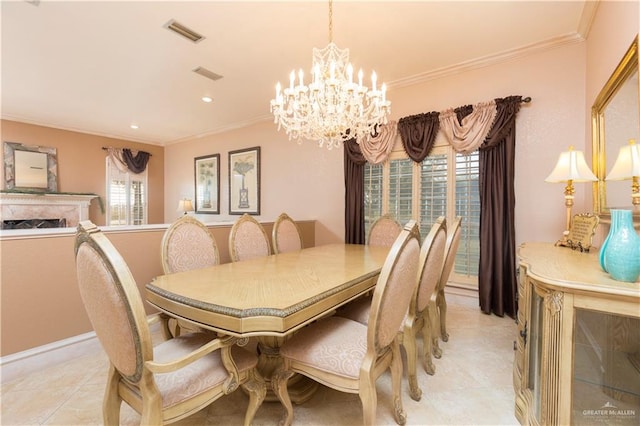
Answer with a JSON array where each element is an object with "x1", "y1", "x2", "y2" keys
[
  {"x1": 272, "y1": 212, "x2": 303, "y2": 254},
  {"x1": 161, "y1": 215, "x2": 220, "y2": 274},
  {"x1": 401, "y1": 217, "x2": 446, "y2": 400},
  {"x1": 74, "y1": 221, "x2": 266, "y2": 425},
  {"x1": 273, "y1": 221, "x2": 421, "y2": 426},
  {"x1": 433, "y1": 216, "x2": 462, "y2": 355},
  {"x1": 337, "y1": 218, "x2": 447, "y2": 401},
  {"x1": 368, "y1": 214, "x2": 403, "y2": 247},
  {"x1": 229, "y1": 214, "x2": 271, "y2": 262}
]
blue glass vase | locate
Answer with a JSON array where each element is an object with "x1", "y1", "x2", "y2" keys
[
  {"x1": 602, "y1": 209, "x2": 640, "y2": 283},
  {"x1": 599, "y1": 209, "x2": 623, "y2": 272}
]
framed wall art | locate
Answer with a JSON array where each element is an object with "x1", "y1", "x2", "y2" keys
[
  {"x1": 229, "y1": 146, "x2": 260, "y2": 215},
  {"x1": 194, "y1": 154, "x2": 220, "y2": 214}
]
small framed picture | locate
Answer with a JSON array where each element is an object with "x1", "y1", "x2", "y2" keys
[
  {"x1": 194, "y1": 154, "x2": 220, "y2": 214},
  {"x1": 229, "y1": 146, "x2": 260, "y2": 215}
]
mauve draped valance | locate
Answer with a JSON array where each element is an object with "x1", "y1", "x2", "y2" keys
[
  {"x1": 440, "y1": 101, "x2": 497, "y2": 154},
  {"x1": 105, "y1": 147, "x2": 151, "y2": 174},
  {"x1": 123, "y1": 149, "x2": 151, "y2": 174},
  {"x1": 397, "y1": 112, "x2": 440, "y2": 163},
  {"x1": 359, "y1": 121, "x2": 397, "y2": 165}
]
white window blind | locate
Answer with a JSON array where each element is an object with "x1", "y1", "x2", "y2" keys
[
  {"x1": 388, "y1": 158, "x2": 413, "y2": 226},
  {"x1": 106, "y1": 158, "x2": 148, "y2": 225},
  {"x1": 364, "y1": 147, "x2": 480, "y2": 287},
  {"x1": 419, "y1": 153, "x2": 448, "y2": 239},
  {"x1": 454, "y1": 152, "x2": 480, "y2": 277},
  {"x1": 364, "y1": 163, "x2": 383, "y2": 238}
]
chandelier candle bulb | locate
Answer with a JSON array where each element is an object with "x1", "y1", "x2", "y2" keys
[{"x1": 269, "y1": 0, "x2": 391, "y2": 148}]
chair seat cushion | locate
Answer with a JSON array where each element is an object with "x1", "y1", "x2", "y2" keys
[
  {"x1": 280, "y1": 316, "x2": 367, "y2": 380},
  {"x1": 336, "y1": 296, "x2": 371, "y2": 325},
  {"x1": 145, "y1": 333, "x2": 258, "y2": 408},
  {"x1": 337, "y1": 297, "x2": 407, "y2": 333}
]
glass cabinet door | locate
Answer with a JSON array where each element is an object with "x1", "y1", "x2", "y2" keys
[{"x1": 572, "y1": 309, "x2": 640, "y2": 425}]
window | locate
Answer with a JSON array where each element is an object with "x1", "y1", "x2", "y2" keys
[
  {"x1": 106, "y1": 158, "x2": 147, "y2": 225},
  {"x1": 364, "y1": 143, "x2": 480, "y2": 288}
]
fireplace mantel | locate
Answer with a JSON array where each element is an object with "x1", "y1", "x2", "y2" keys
[{"x1": 0, "y1": 192, "x2": 98, "y2": 228}]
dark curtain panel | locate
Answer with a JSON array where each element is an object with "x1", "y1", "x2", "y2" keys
[
  {"x1": 123, "y1": 149, "x2": 151, "y2": 174},
  {"x1": 477, "y1": 95, "x2": 522, "y2": 318},
  {"x1": 397, "y1": 111, "x2": 440, "y2": 163},
  {"x1": 344, "y1": 138, "x2": 367, "y2": 244}
]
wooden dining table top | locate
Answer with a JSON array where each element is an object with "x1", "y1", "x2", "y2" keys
[{"x1": 146, "y1": 243, "x2": 389, "y2": 337}]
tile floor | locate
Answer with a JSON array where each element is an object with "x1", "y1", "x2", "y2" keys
[{"x1": 0, "y1": 301, "x2": 519, "y2": 425}]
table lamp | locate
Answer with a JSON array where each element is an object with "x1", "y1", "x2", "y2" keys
[
  {"x1": 605, "y1": 139, "x2": 640, "y2": 207},
  {"x1": 545, "y1": 146, "x2": 598, "y2": 245},
  {"x1": 177, "y1": 198, "x2": 194, "y2": 216}
]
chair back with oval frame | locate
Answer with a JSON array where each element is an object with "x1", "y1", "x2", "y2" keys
[
  {"x1": 161, "y1": 215, "x2": 220, "y2": 274},
  {"x1": 368, "y1": 214, "x2": 402, "y2": 247},
  {"x1": 272, "y1": 212, "x2": 303, "y2": 254},
  {"x1": 229, "y1": 213, "x2": 271, "y2": 262}
]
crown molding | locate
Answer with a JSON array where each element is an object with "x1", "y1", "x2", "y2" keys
[{"x1": 388, "y1": 33, "x2": 586, "y2": 90}]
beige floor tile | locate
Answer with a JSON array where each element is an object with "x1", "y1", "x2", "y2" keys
[{"x1": 1, "y1": 302, "x2": 520, "y2": 425}]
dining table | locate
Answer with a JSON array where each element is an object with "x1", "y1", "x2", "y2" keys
[{"x1": 146, "y1": 243, "x2": 389, "y2": 402}]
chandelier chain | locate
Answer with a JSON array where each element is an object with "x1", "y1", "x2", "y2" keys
[{"x1": 328, "y1": 0, "x2": 333, "y2": 43}]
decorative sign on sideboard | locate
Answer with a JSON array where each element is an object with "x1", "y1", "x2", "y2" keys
[{"x1": 559, "y1": 213, "x2": 600, "y2": 252}]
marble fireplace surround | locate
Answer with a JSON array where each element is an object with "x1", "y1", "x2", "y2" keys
[{"x1": 0, "y1": 193, "x2": 98, "y2": 229}]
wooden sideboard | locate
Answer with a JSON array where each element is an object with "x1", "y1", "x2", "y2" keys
[{"x1": 514, "y1": 242, "x2": 640, "y2": 425}]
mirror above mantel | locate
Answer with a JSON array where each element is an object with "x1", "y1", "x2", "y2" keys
[
  {"x1": 592, "y1": 36, "x2": 639, "y2": 222},
  {"x1": 3, "y1": 141, "x2": 58, "y2": 192}
]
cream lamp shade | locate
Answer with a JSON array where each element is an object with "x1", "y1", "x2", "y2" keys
[
  {"x1": 545, "y1": 146, "x2": 597, "y2": 246},
  {"x1": 545, "y1": 147, "x2": 598, "y2": 183},
  {"x1": 606, "y1": 139, "x2": 640, "y2": 206},
  {"x1": 177, "y1": 198, "x2": 194, "y2": 215}
]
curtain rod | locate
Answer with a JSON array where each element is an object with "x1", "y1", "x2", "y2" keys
[
  {"x1": 521, "y1": 97, "x2": 531, "y2": 103},
  {"x1": 101, "y1": 147, "x2": 152, "y2": 156}
]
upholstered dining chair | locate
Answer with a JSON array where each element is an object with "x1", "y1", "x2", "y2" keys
[
  {"x1": 432, "y1": 216, "x2": 462, "y2": 357},
  {"x1": 161, "y1": 215, "x2": 220, "y2": 274},
  {"x1": 368, "y1": 214, "x2": 403, "y2": 247},
  {"x1": 272, "y1": 212, "x2": 303, "y2": 254},
  {"x1": 273, "y1": 221, "x2": 421, "y2": 426},
  {"x1": 229, "y1": 213, "x2": 271, "y2": 262},
  {"x1": 160, "y1": 215, "x2": 220, "y2": 336},
  {"x1": 74, "y1": 221, "x2": 266, "y2": 425},
  {"x1": 337, "y1": 218, "x2": 447, "y2": 401}
]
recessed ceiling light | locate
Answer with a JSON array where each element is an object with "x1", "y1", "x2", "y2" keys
[
  {"x1": 202, "y1": 96, "x2": 213, "y2": 103},
  {"x1": 130, "y1": 124, "x2": 139, "y2": 129}
]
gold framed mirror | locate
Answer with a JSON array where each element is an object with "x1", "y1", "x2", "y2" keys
[{"x1": 592, "y1": 36, "x2": 639, "y2": 220}]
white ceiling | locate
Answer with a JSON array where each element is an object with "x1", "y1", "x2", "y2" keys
[{"x1": 1, "y1": 0, "x2": 592, "y2": 146}]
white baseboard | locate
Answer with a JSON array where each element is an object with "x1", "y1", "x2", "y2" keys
[
  {"x1": 0, "y1": 332, "x2": 101, "y2": 385},
  {"x1": 445, "y1": 284, "x2": 480, "y2": 308}
]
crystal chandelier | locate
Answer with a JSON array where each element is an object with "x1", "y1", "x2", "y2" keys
[{"x1": 269, "y1": 0, "x2": 391, "y2": 149}]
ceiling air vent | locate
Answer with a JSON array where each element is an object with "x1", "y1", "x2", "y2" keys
[
  {"x1": 164, "y1": 19, "x2": 205, "y2": 43},
  {"x1": 193, "y1": 67, "x2": 223, "y2": 82}
]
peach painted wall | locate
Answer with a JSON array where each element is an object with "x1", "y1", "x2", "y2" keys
[
  {"x1": 0, "y1": 120, "x2": 165, "y2": 225},
  {"x1": 164, "y1": 120, "x2": 345, "y2": 246}
]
